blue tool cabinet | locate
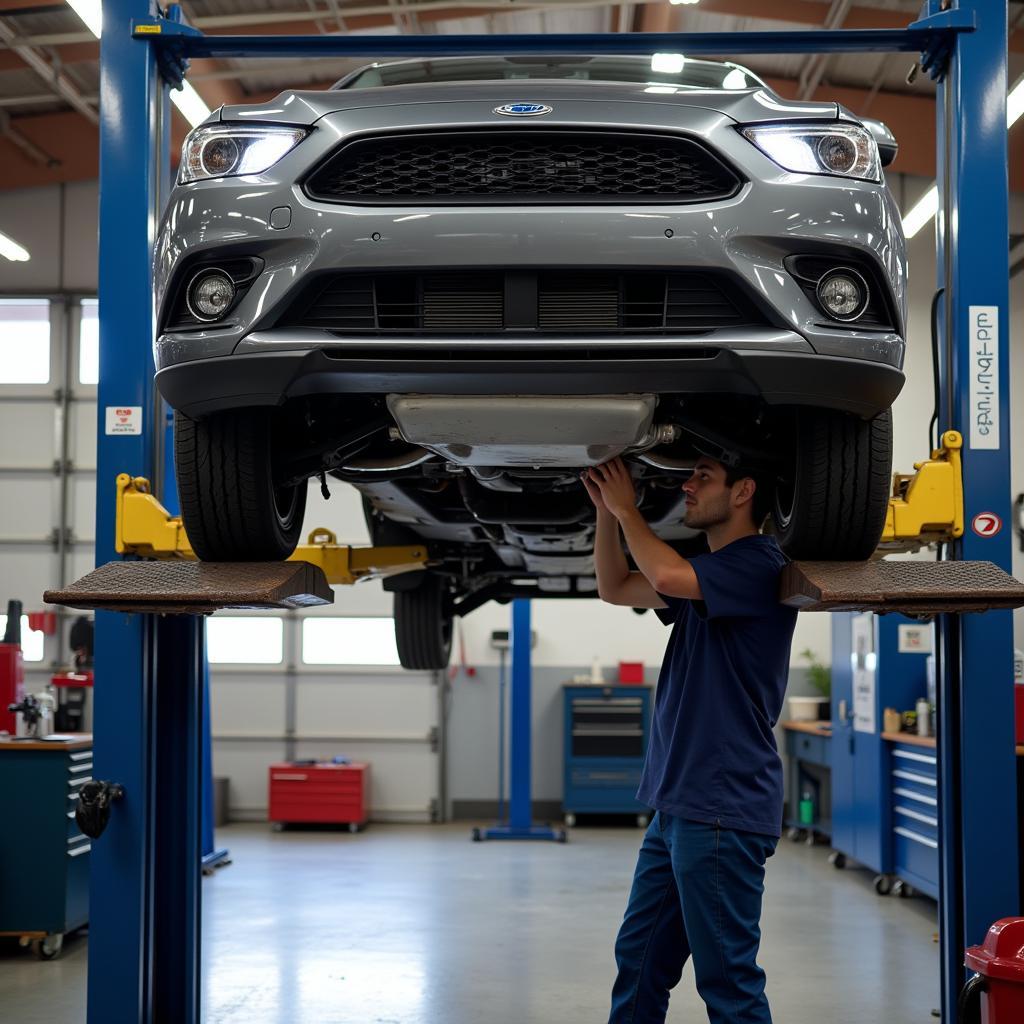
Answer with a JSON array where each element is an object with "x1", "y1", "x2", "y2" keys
[
  {"x1": 887, "y1": 737, "x2": 939, "y2": 899},
  {"x1": 0, "y1": 737, "x2": 92, "y2": 957},
  {"x1": 562, "y1": 685, "x2": 651, "y2": 826}
]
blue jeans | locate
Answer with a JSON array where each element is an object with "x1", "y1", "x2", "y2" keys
[{"x1": 608, "y1": 813, "x2": 777, "y2": 1024}]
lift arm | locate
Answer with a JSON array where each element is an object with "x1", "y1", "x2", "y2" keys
[
  {"x1": 876, "y1": 430, "x2": 964, "y2": 553},
  {"x1": 114, "y1": 473, "x2": 429, "y2": 585}
]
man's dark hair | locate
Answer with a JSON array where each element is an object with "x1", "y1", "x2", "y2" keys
[{"x1": 723, "y1": 464, "x2": 774, "y2": 529}]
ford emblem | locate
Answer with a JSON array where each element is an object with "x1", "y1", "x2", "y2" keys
[{"x1": 494, "y1": 103, "x2": 553, "y2": 117}]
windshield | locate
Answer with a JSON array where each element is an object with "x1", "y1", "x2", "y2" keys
[{"x1": 337, "y1": 56, "x2": 765, "y2": 92}]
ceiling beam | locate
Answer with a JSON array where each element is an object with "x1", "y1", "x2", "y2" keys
[{"x1": 0, "y1": 16, "x2": 97, "y2": 122}]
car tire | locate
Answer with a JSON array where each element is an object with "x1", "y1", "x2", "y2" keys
[
  {"x1": 772, "y1": 408, "x2": 892, "y2": 561},
  {"x1": 175, "y1": 409, "x2": 307, "y2": 561},
  {"x1": 394, "y1": 574, "x2": 453, "y2": 671}
]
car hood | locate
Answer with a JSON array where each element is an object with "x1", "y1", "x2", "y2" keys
[{"x1": 216, "y1": 81, "x2": 840, "y2": 128}]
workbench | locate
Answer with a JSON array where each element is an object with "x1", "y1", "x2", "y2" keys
[
  {"x1": 781, "y1": 720, "x2": 832, "y2": 842},
  {"x1": 0, "y1": 734, "x2": 92, "y2": 958}
]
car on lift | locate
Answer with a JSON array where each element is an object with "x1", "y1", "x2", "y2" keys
[{"x1": 155, "y1": 54, "x2": 905, "y2": 669}]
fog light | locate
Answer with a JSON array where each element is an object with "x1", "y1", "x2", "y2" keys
[
  {"x1": 816, "y1": 268, "x2": 868, "y2": 321},
  {"x1": 187, "y1": 270, "x2": 236, "y2": 321}
]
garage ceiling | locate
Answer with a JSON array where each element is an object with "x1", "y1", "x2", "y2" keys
[{"x1": 1, "y1": 0, "x2": 1023, "y2": 190}]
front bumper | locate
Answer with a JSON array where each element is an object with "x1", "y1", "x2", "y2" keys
[
  {"x1": 155, "y1": 102, "x2": 907, "y2": 390},
  {"x1": 155, "y1": 334, "x2": 905, "y2": 420}
]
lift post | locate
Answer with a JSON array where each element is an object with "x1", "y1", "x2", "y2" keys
[
  {"x1": 475, "y1": 600, "x2": 565, "y2": 843},
  {"x1": 88, "y1": 3, "x2": 1018, "y2": 1021}
]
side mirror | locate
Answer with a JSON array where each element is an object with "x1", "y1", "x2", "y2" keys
[{"x1": 861, "y1": 117, "x2": 898, "y2": 168}]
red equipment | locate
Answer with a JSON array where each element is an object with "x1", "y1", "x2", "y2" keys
[
  {"x1": 268, "y1": 761, "x2": 370, "y2": 830},
  {"x1": 1, "y1": 600, "x2": 25, "y2": 735},
  {"x1": 964, "y1": 918, "x2": 1024, "y2": 1023}
]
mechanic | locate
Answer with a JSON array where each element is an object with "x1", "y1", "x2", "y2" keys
[{"x1": 582, "y1": 455, "x2": 798, "y2": 1024}]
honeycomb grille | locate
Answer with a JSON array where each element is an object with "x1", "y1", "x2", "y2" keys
[
  {"x1": 303, "y1": 130, "x2": 742, "y2": 204},
  {"x1": 279, "y1": 269, "x2": 769, "y2": 335}
]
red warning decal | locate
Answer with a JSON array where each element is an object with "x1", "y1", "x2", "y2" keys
[{"x1": 971, "y1": 512, "x2": 1002, "y2": 537}]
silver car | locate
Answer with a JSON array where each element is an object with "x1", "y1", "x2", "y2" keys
[{"x1": 155, "y1": 55, "x2": 905, "y2": 668}]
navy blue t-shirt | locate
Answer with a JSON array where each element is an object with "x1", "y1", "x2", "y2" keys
[{"x1": 635, "y1": 534, "x2": 798, "y2": 838}]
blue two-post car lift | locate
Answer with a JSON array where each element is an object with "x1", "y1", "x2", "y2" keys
[{"x1": 88, "y1": 1, "x2": 1018, "y2": 1019}]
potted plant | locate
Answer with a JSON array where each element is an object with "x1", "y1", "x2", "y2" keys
[{"x1": 788, "y1": 648, "x2": 832, "y2": 721}]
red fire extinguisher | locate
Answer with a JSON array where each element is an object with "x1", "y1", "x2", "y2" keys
[
  {"x1": 1, "y1": 599, "x2": 25, "y2": 735},
  {"x1": 960, "y1": 918, "x2": 1024, "y2": 1023}
]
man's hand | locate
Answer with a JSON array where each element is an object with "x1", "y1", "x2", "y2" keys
[
  {"x1": 586, "y1": 458, "x2": 639, "y2": 520},
  {"x1": 581, "y1": 470, "x2": 608, "y2": 513}
]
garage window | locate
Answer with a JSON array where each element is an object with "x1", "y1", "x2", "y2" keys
[
  {"x1": 0, "y1": 615, "x2": 44, "y2": 662},
  {"x1": 302, "y1": 617, "x2": 400, "y2": 666},
  {"x1": 0, "y1": 299, "x2": 50, "y2": 385},
  {"x1": 207, "y1": 616, "x2": 284, "y2": 664},
  {"x1": 78, "y1": 299, "x2": 99, "y2": 385}
]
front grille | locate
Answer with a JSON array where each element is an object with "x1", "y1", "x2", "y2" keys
[
  {"x1": 303, "y1": 130, "x2": 742, "y2": 205},
  {"x1": 278, "y1": 269, "x2": 770, "y2": 335}
]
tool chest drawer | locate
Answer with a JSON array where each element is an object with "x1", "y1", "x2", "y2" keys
[
  {"x1": 268, "y1": 762, "x2": 370, "y2": 828},
  {"x1": 785, "y1": 730, "x2": 830, "y2": 767},
  {"x1": 888, "y1": 742, "x2": 938, "y2": 899}
]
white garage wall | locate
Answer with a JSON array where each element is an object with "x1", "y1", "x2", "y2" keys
[{"x1": 5, "y1": 174, "x2": 1024, "y2": 820}]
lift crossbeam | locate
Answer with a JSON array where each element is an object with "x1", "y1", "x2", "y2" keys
[{"x1": 134, "y1": 12, "x2": 975, "y2": 67}]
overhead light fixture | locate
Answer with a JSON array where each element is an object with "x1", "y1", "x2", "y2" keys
[
  {"x1": 651, "y1": 53, "x2": 686, "y2": 75},
  {"x1": 65, "y1": 0, "x2": 101, "y2": 37},
  {"x1": 0, "y1": 229, "x2": 30, "y2": 262},
  {"x1": 903, "y1": 75, "x2": 1024, "y2": 238},
  {"x1": 171, "y1": 81, "x2": 212, "y2": 128},
  {"x1": 669, "y1": 0, "x2": 701, "y2": 5},
  {"x1": 902, "y1": 185, "x2": 938, "y2": 240}
]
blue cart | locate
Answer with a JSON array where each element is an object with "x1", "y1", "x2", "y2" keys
[{"x1": 562, "y1": 685, "x2": 652, "y2": 827}]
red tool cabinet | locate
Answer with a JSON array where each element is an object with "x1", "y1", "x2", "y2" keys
[{"x1": 268, "y1": 762, "x2": 370, "y2": 831}]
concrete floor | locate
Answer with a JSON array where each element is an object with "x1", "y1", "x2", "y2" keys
[{"x1": 1, "y1": 822, "x2": 940, "y2": 1024}]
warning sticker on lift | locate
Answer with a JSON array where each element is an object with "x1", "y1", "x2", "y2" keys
[
  {"x1": 105, "y1": 406, "x2": 142, "y2": 436},
  {"x1": 971, "y1": 512, "x2": 1002, "y2": 537},
  {"x1": 968, "y1": 305, "x2": 999, "y2": 450}
]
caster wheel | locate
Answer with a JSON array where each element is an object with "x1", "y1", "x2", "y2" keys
[
  {"x1": 786, "y1": 827, "x2": 804, "y2": 843},
  {"x1": 828, "y1": 851, "x2": 846, "y2": 869},
  {"x1": 896, "y1": 882, "x2": 914, "y2": 899},
  {"x1": 637, "y1": 814, "x2": 650, "y2": 828},
  {"x1": 874, "y1": 874, "x2": 893, "y2": 896},
  {"x1": 805, "y1": 831, "x2": 817, "y2": 848},
  {"x1": 32, "y1": 934, "x2": 63, "y2": 960},
  {"x1": 556, "y1": 830, "x2": 568, "y2": 844},
  {"x1": 471, "y1": 827, "x2": 482, "y2": 842},
  {"x1": 348, "y1": 822, "x2": 359, "y2": 834},
  {"x1": 271, "y1": 822, "x2": 284, "y2": 832},
  {"x1": 564, "y1": 814, "x2": 576, "y2": 828}
]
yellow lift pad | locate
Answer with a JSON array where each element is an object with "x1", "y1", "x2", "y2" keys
[{"x1": 877, "y1": 430, "x2": 964, "y2": 553}]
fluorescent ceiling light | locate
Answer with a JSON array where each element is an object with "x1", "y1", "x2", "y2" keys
[
  {"x1": 670, "y1": 0, "x2": 701, "y2": 5},
  {"x1": 1008, "y1": 75, "x2": 1024, "y2": 128},
  {"x1": 903, "y1": 76, "x2": 1024, "y2": 238},
  {"x1": 902, "y1": 185, "x2": 938, "y2": 240},
  {"x1": 171, "y1": 81, "x2": 212, "y2": 128},
  {"x1": 65, "y1": 0, "x2": 102, "y2": 38},
  {"x1": 0, "y1": 230, "x2": 30, "y2": 262},
  {"x1": 651, "y1": 53, "x2": 686, "y2": 75}
]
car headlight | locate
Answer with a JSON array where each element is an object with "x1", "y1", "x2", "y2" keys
[
  {"x1": 740, "y1": 124, "x2": 880, "y2": 182},
  {"x1": 179, "y1": 125, "x2": 308, "y2": 184}
]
